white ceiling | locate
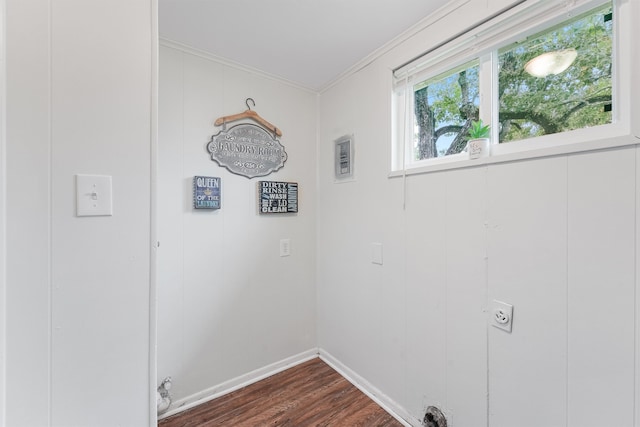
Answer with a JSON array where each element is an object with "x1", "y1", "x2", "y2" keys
[{"x1": 159, "y1": 0, "x2": 451, "y2": 92}]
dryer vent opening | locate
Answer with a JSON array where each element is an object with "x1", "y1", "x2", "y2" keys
[{"x1": 423, "y1": 406, "x2": 447, "y2": 427}]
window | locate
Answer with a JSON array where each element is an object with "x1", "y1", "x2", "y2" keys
[
  {"x1": 413, "y1": 61, "x2": 479, "y2": 160},
  {"x1": 393, "y1": 0, "x2": 622, "y2": 171},
  {"x1": 498, "y1": 4, "x2": 613, "y2": 143}
]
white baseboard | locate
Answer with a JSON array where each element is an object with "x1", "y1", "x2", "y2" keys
[
  {"x1": 158, "y1": 348, "x2": 319, "y2": 420},
  {"x1": 318, "y1": 349, "x2": 421, "y2": 427},
  {"x1": 159, "y1": 348, "x2": 421, "y2": 426}
]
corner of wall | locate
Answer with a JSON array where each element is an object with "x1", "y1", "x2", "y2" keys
[
  {"x1": 0, "y1": 0, "x2": 6, "y2": 423},
  {"x1": 149, "y1": 0, "x2": 159, "y2": 425}
]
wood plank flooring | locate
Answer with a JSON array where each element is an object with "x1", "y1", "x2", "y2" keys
[{"x1": 158, "y1": 358, "x2": 404, "y2": 427}]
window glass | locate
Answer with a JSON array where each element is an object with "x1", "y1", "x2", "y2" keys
[
  {"x1": 412, "y1": 61, "x2": 479, "y2": 160},
  {"x1": 498, "y1": 4, "x2": 613, "y2": 143}
]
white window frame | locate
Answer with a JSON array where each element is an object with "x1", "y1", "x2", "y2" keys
[{"x1": 391, "y1": 0, "x2": 638, "y2": 176}]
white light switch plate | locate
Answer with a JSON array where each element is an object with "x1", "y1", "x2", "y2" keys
[
  {"x1": 371, "y1": 243, "x2": 383, "y2": 265},
  {"x1": 76, "y1": 174, "x2": 113, "y2": 216},
  {"x1": 280, "y1": 239, "x2": 291, "y2": 257}
]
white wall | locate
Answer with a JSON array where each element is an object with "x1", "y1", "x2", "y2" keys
[
  {"x1": 157, "y1": 44, "x2": 318, "y2": 411},
  {"x1": 7, "y1": 0, "x2": 637, "y2": 426},
  {"x1": 0, "y1": 0, "x2": 6, "y2": 424},
  {"x1": 5, "y1": 0, "x2": 154, "y2": 426},
  {"x1": 317, "y1": 1, "x2": 640, "y2": 426}
]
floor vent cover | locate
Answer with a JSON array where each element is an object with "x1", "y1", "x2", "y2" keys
[{"x1": 423, "y1": 406, "x2": 447, "y2": 427}]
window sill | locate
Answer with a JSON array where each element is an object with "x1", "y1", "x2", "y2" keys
[{"x1": 389, "y1": 132, "x2": 639, "y2": 178}]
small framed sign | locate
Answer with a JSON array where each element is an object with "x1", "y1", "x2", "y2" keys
[
  {"x1": 258, "y1": 181, "x2": 298, "y2": 214},
  {"x1": 334, "y1": 134, "x2": 354, "y2": 181},
  {"x1": 193, "y1": 176, "x2": 221, "y2": 209}
]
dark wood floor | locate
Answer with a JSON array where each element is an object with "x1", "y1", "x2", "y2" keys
[{"x1": 159, "y1": 357, "x2": 404, "y2": 427}]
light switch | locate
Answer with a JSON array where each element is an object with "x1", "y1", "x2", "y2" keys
[
  {"x1": 76, "y1": 174, "x2": 113, "y2": 216},
  {"x1": 280, "y1": 239, "x2": 291, "y2": 257},
  {"x1": 371, "y1": 243, "x2": 383, "y2": 265}
]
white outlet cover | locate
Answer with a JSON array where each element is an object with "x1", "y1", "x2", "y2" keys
[
  {"x1": 76, "y1": 174, "x2": 113, "y2": 217},
  {"x1": 491, "y1": 300, "x2": 514, "y2": 333}
]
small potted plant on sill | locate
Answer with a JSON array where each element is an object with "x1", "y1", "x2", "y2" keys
[{"x1": 467, "y1": 120, "x2": 490, "y2": 159}]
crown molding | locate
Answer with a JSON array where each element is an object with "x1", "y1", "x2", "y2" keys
[
  {"x1": 318, "y1": 0, "x2": 470, "y2": 93},
  {"x1": 159, "y1": 38, "x2": 318, "y2": 95}
]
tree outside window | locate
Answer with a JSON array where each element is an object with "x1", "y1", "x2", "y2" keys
[
  {"x1": 498, "y1": 4, "x2": 612, "y2": 143},
  {"x1": 413, "y1": 62, "x2": 479, "y2": 160},
  {"x1": 412, "y1": 3, "x2": 612, "y2": 160}
]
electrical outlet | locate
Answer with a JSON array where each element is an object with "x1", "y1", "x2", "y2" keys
[
  {"x1": 491, "y1": 300, "x2": 513, "y2": 332},
  {"x1": 495, "y1": 309, "x2": 510, "y2": 324}
]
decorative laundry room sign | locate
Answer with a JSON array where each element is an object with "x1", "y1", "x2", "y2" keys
[
  {"x1": 258, "y1": 181, "x2": 298, "y2": 214},
  {"x1": 193, "y1": 176, "x2": 221, "y2": 209},
  {"x1": 206, "y1": 98, "x2": 287, "y2": 179},
  {"x1": 207, "y1": 124, "x2": 287, "y2": 178}
]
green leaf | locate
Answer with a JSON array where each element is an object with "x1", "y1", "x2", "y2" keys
[{"x1": 468, "y1": 120, "x2": 490, "y2": 139}]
